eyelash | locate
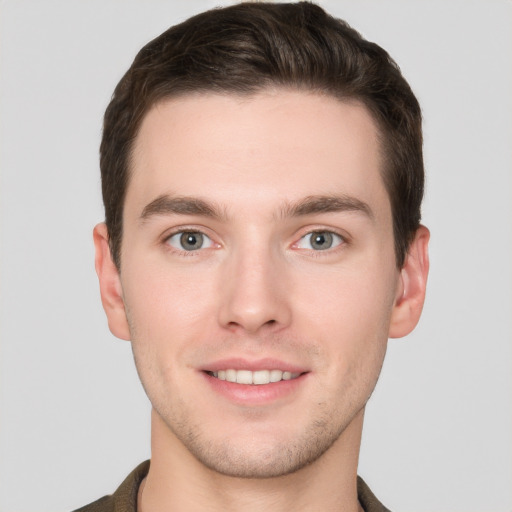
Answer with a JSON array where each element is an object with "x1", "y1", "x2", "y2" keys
[
  {"x1": 297, "y1": 230, "x2": 345, "y2": 248},
  {"x1": 161, "y1": 227, "x2": 348, "y2": 256},
  {"x1": 162, "y1": 227, "x2": 217, "y2": 255}
]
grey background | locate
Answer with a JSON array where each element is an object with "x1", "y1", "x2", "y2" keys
[{"x1": 1, "y1": 1, "x2": 511, "y2": 511}]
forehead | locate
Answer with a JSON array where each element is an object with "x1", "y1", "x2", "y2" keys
[{"x1": 127, "y1": 90, "x2": 387, "y2": 217}]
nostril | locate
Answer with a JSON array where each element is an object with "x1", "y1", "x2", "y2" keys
[{"x1": 226, "y1": 318, "x2": 277, "y2": 333}]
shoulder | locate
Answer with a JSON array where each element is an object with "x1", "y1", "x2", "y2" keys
[
  {"x1": 357, "y1": 476, "x2": 392, "y2": 512},
  {"x1": 73, "y1": 494, "x2": 113, "y2": 512},
  {"x1": 72, "y1": 460, "x2": 150, "y2": 512}
]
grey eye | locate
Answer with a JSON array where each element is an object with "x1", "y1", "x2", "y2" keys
[
  {"x1": 297, "y1": 231, "x2": 343, "y2": 251},
  {"x1": 167, "y1": 231, "x2": 213, "y2": 251}
]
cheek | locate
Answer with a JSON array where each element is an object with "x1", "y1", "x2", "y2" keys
[
  {"x1": 292, "y1": 263, "x2": 397, "y2": 376},
  {"x1": 303, "y1": 276, "x2": 392, "y2": 405},
  {"x1": 296, "y1": 264, "x2": 397, "y2": 332},
  {"x1": 122, "y1": 268, "x2": 201, "y2": 398},
  {"x1": 122, "y1": 260, "x2": 216, "y2": 332},
  {"x1": 120, "y1": 260, "x2": 225, "y2": 392}
]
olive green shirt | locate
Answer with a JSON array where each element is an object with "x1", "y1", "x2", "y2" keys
[{"x1": 73, "y1": 460, "x2": 390, "y2": 512}]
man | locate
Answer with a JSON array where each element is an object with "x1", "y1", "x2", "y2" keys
[{"x1": 80, "y1": 2, "x2": 429, "y2": 511}]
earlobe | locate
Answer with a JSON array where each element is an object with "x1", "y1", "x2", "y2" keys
[
  {"x1": 388, "y1": 225, "x2": 430, "y2": 339},
  {"x1": 93, "y1": 223, "x2": 131, "y2": 341}
]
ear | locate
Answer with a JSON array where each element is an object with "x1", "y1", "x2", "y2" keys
[
  {"x1": 388, "y1": 225, "x2": 430, "y2": 338},
  {"x1": 93, "y1": 223, "x2": 131, "y2": 341}
]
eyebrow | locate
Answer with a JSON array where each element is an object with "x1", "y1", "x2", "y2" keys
[
  {"x1": 280, "y1": 194, "x2": 374, "y2": 220},
  {"x1": 139, "y1": 193, "x2": 374, "y2": 224},
  {"x1": 139, "y1": 195, "x2": 226, "y2": 222}
]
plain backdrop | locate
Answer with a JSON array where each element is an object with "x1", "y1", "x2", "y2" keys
[{"x1": 1, "y1": 1, "x2": 511, "y2": 511}]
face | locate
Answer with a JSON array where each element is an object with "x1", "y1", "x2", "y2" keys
[{"x1": 96, "y1": 90, "x2": 426, "y2": 478}]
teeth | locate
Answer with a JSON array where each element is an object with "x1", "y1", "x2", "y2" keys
[
  {"x1": 236, "y1": 370, "x2": 252, "y2": 384},
  {"x1": 270, "y1": 369, "x2": 283, "y2": 382},
  {"x1": 211, "y1": 369, "x2": 300, "y2": 385},
  {"x1": 253, "y1": 370, "x2": 270, "y2": 385}
]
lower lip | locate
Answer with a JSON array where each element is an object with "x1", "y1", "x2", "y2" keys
[{"x1": 201, "y1": 371, "x2": 308, "y2": 405}]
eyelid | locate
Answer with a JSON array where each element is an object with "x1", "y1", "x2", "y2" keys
[
  {"x1": 292, "y1": 228, "x2": 348, "y2": 251},
  {"x1": 159, "y1": 225, "x2": 348, "y2": 253},
  {"x1": 162, "y1": 226, "x2": 220, "y2": 252},
  {"x1": 168, "y1": 231, "x2": 213, "y2": 250}
]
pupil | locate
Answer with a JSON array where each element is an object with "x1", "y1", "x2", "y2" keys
[
  {"x1": 180, "y1": 232, "x2": 203, "y2": 250},
  {"x1": 312, "y1": 232, "x2": 332, "y2": 250}
]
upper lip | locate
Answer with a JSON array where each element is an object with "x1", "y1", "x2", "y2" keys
[{"x1": 202, "y1": 357, "x2": 308, "y2": 374}]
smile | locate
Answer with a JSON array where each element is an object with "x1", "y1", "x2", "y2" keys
[{"x1": 208, "y1": 369, "x2": 301, "y2": 385}]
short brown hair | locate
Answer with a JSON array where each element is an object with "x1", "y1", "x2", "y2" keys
[{"x1": 101, "y1": 1, "x2": 423, "y2": 269}]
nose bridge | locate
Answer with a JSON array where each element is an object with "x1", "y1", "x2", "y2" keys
[{"x1": 218, "y1": 235, "x2": 291, "y2": 333}]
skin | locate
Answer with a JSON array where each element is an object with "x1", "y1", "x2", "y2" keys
[{"x1": 94, "y1": 90, "x2": 429, "y2": 512}]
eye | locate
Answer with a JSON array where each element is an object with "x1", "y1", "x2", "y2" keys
[
  {"x1": 166, "y1": 231, "x2": 214, "y2": 251},
  {"x1": 296, "y1": 230, "x2": 344, "y2": 251}
]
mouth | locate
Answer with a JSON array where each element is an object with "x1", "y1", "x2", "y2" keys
[
  {"x1": 202, "y1": 362, "x2": 309, "y2": 404},
  {"x1": 206, "y1": 369, "x2": 302, "y2": 385}
]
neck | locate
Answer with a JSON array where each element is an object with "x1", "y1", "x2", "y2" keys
[{"x1": 139, "y1": 408, "x2": 365, "y2": 512}]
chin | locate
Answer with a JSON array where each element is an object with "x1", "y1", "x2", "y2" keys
[
  {"x1": 161, "y1": 406, "x2": 355, "y2": 479},
  {"x1": 188, "y1": 439, "x2": 335, "y2": 479}
]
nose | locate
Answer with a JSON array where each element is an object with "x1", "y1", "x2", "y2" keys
[{"x1": 217, "y1": 243, "x2": 292, "y2": 334}]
